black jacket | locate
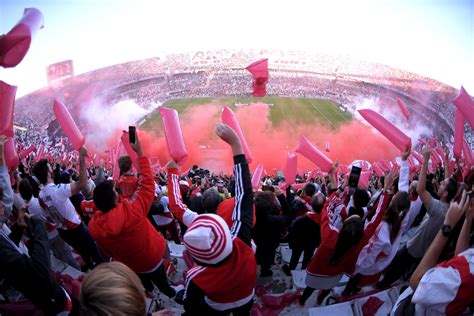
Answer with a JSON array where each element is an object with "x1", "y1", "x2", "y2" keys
[{"x1": 0, "y1": 216, "x2": 68, "y2": 315}]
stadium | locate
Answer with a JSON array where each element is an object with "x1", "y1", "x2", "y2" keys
[
  {"x1": 13, "y1": 49, "x2": 467, "y2": 172},
  {"x1": 2, "y1": 1, "x2": 474, "y2": 315}
]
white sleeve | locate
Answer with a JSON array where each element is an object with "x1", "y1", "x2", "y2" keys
[
  {"x1": 401, "y1": 197, "x2": 423, "y2": 234},
  {"x1": 412, "y1": 265, "x2": 460, "y2": 314},
  {"x1": 0, "y1": 166, "x2": 13, "y2": 213},
  {"x1": 398, "y1": 160, "x2": 409, "y2": 193},
  {"x1": 57, "y1": 183, "x2": 73, "y2": 199},
  {"x1": 355, "y1": 222, "x2": 391, "y2": 275}
]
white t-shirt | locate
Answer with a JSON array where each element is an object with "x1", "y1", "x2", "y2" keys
[
  {"x1": 26, "y1": 197, "x2": 59, "y2": 239},
  {"x1": 39, "y1": 183, "x2": 81, "y2": 229}
]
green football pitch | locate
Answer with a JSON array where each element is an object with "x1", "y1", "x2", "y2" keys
[{"x1": 140, "y1": 97, "x2": 352, "y2": 130}]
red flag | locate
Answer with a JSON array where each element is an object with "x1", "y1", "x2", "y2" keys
[
  {"x1": 0, "y1": 81, "x2": 17, "y2": 137},
  {"x1": 0, "y1": 8, "x2": 44, "y2": 68},
  {"x1": 396, "y1": 98, "x2": 410, "y2": 119},
  {"x1": 246, "y1": 59, "x2": 268, "y2": 98},
  {"x1": 453, "y1": 109, "x2": 464, "y2": 159},
  {"x1": 452, "y1": 86, "x2": 474, "y2": 129},
  {"x1": 358, "y1": 109, "x2": 411, "y2": 152}
]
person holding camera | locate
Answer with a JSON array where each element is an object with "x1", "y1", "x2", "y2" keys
[{"x1": 88, "y1": 129, "x2": 176, "y2": 299}]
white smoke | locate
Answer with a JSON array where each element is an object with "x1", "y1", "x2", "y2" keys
[
  {"x1": 353, "y1": 96, "x2": 432, "y2": 147},
  {"x1": 80, "y1": 97, "x2": 160, "y2": 151}
]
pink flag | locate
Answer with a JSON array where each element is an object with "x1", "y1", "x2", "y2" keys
[
  {"x1": 246, "y1": 59, "x2": 269, "y2": 98},
  {"x1": 453, "y1": 109, "x2": 464, "y2": 159},
  {"x1": 372, "y1": 163, "x2": 383, "y2": 177},
  {"x1": 396, "y1": 98, "x2": 410, "y2": 119},
  {"x1": 435, "y1": 145, "x2": 445, "y2": 164},
  {"x1": 411, "y1": 151, "x2": 423, "y2": 164},
  {"x1": 0, "y1": 8, "x2": 44, "y2": 68},
  {"x1": 221, "y1": 106, "x2": 253, "y2": 163},
  {"x1": 358, "y1": 109, "x2": 411, "y2": 152},
  {"x1": 0, "y1": 81, "x2": 17, "y2": 137},
  {"x1": 4, "y1": 137, "x2": 18, "y2": 171},
  {"x1": 295, "y1": 135, "x2": 333, "y2": 172},
  {"x1": 431, "y1": 150, "x2": 441, "y2": 167},
  {"x1": 452, "y1": 86, "x2": 474, "y2": 129},
  {"x1": 283, "y1": 152, "x2": 297, "y2": 185},
  {"x1": 463, "y1": 140, "x2": 473, "y2": 167},
  {"x1": 36, "y1": 146, "x2": 45, "y2": 160},
  {"x1": 251, "y1": 163, "x2": 264, "y2": 190},
  {"x1": 19, "y1": 144, "x2": 36, "y2": 159},
  {"x1": 159, "y1": 107, "x2": 188, "y2": 165},
  {"x1": 53, "y1": 100, "x2": 85, "y2": 151}
]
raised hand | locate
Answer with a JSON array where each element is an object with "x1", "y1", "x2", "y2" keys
[
  {"x1": 444, "y1": 190, "x2": 469, "y2": 227},
  {"x1": 384, "y1": 168, "x2": 397, "y2": 192},
  {"x1": 401, "y1": 145, "x2": 411, "y2": 161},
  {"x1": 216, "y1": 123, "x2": 243, "y2": 156},
  {"x1": 422, "y1": 145, "x2": 431, "y2": 161},
  {"x1": 129, "y1": 130, "x2": 144, "y2": 156}
]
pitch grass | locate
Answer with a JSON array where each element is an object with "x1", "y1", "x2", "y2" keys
[{"x1": 140, "y1": 97, "x2": 352, "y2": 131}]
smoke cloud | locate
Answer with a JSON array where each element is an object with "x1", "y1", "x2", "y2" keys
[{"x1": 79, "y1": 97, "x2": 433, "y2": 174}]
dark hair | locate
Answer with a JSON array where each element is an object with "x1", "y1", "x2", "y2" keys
[
  {"x1": 329, "y1": 217, "x2": 363, "y2": 266},
  {"x1": 348, "y1": 206, "x2": 364, "y2": 218},
  {"x1": 303, "y1": 183, "x2": 317, "y2": 197},
  {"x1": 149, "y1": 201, "x2": 165, "y2": 215},
  {"x1": 291, "y1": 199, "x2": 307, "y2": 214},
  {"x1": 19, "y1": 179, "x2": 33, "y2": 201},
  {"x1": 353, "y1": 189, "x2": 370, "y2": 210},
  {"x1": 32, "y1": 159, "x2": 49, "y2": 185},
  {"x1": 311, "y1": 193, "x2": 326, "y2": 214},
  {"x1": 93, "y1": 181, "x2": 117, "y2": 213},
  {"x1": 118, "y1": 156, "x2": 133, "y2": 174},
  {"x1": 383, "y1": 191, "x2": 411, "y2": 242},
  {"x1": 446, "y1": 177, "x2": 458, "y2": 203},
  {"x1": 201, "y1": 188, "x2": 222, "y2": 214},
  {"x1": 60, "y1": 172, "x2": 71, "y2": 184},
  {"x1": 255, "y1": 191, "x2": 279, "y2": 221}
]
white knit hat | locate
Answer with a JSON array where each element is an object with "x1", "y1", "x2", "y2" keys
[{"x1": 184, "y1": 213, "x2": 233, "y2": 265}]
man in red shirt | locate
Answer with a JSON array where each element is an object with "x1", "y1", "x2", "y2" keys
[
  {"x1": 168, "y1": 124, "x2": 256, "y2": 315},
  {"x1": 117, "y1": 156, "x2": 138, "y2": 199},
  {"x1": 88, "y1": 131, "x2": 175, "y2": 298}
]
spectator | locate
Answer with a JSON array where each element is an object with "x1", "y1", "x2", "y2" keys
[
  {"x1": 88, "y1": 131, "x2": 175, "y2": 298},
  {"x1": 167, "y1": 123, "x2": 256, "y2": 315},
  {"x1": 32, "y1": 147, "x2": 104, "y2": 271}
]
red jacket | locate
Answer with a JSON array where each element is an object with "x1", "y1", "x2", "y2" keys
[
  {"x1": 306, "y1": 191, "x2": 392, "y2": 277},
  {"x1": 118, "y1": 174, "x2": 138, "y2": 199},
  {"x1": 89, "y1": 157, "x2": 166, "y2": 273},
  {"x1": 217, "y1": 197, "x2": 256, "y2": 228}
]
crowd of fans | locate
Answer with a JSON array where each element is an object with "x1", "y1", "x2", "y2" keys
[
  {"x1": 13, "y1": 49, "x2": 468, "y2": 144},
  {"x1": 1, "y1": 115, "x2": 473, "y2": 315}
]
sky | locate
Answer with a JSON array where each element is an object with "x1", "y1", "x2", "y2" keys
[{"x1": 1, "y1": 0, "x2": 473, "y2": 97}]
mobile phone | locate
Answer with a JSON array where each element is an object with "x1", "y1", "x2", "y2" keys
[
  {"x1": 348, "y1": 166, "x2": 362, "y2": 189},
  {"x1": 129, "y1": 126, "x2": 136, "y2": 144}
]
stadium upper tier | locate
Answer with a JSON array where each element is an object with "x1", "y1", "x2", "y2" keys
[{"x1": 14, "y1": 49, "x2": 461, "y2": 140}]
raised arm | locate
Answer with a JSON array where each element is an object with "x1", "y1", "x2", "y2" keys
[
  {"x1": 216, "y1": 124, "x2": 253, "y2": 246},
  {"x1": 417, "y1": 146, "x2": 433, "y2": 207},
  {"x1": 128, "y1": 130, "x2": 155, "y2": 216},
  {"x1": 167, "y1": 160, "x2": 198, "y2": 227},
  {"x1": 454, "y1": 193, "x2": 473, "y2": 255},
  {"x1": 443, "y1": 146, "x2": 451, "y2": 180},
  {"x1": 398, "y1": 146, "x2": 410, "y2": 193},
  {"x1": 410, "y1": 191, "x2": 468, "y2": 290},
  {"x1": 0, "y1": 136, "x2": 14, "y2": 212},
  {"x1": 70, "y1": 147, "x2": 89, "y2": 195}
]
